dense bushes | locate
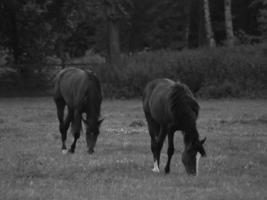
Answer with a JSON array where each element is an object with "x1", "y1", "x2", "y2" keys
[
  {"x1": 0, "y1": 64, "x2": 51, "y2": 96},
  {"x1": 1, "y1": 44, "x2": 267, "y2": 98},
  {"x1": 93, "y1": 44, "x2": 267, "y2": 98}
]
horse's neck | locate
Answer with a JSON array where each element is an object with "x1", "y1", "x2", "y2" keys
[
  {"x1": 85, "y1": 93, "x2": 101, "y2": 119},
  {"x1": 183, "y1": 126, "x2": 199, "y2": 145},
  {"x1": 87, "y1": 107, "x2": 100, "y2": 120}
]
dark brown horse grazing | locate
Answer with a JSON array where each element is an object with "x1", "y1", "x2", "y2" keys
[
  {"x1": 143, "y1": 79, "x2": 206, "y2": 176},
  {"x1": 54, "y1": 67, "x2": 103, "y2": 154}
]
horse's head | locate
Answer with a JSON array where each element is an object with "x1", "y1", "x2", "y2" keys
[
  {"x1": 182, "y1": 137, "x2": 206, "y2": 176},
  {"x1": 82, "y1": 117, "x2": 104, "y2": 154}
]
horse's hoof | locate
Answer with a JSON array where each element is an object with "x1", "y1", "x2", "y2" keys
[
  {"x1": 88, "y1": 149, "x2": 94, "y2": 154},
  {"x1": 68, "y1": 149, "x2": 75, "y2": 154},
  {"x1": 62, "y1": 149, "x2": 68, "y2": 154},
  {"x1": 152, "y1": 161, "x2": 160, "y2": 173},
  {"x1": 152, "y1": 167, "x2": 160, "y2": 173},
  {"x1": 164, "y1": 167, "x2": 170, "y2": 174}
]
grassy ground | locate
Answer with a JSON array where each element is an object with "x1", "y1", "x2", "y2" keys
[{"x1": 0, "y1": 98, "x2": 266, "y2": 200}]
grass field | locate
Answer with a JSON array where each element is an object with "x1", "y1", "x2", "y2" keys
[{"x1": 0, "y1": 98, "x2": 266, "y2": 200}]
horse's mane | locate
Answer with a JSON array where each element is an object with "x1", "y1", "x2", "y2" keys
[
  {"x1": 84, "y1": 70, "x2": 102, "y2": 119},
  {"x1": 169, "y1": 82, "x2": 200, "y2": 143},
  {"x1": 169, "y1": 81, "x2": 199, "y2": 128}
]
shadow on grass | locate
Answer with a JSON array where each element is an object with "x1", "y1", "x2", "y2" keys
[
  {"x1": 219, "y1": 115, "x2": 267, "y2": 126},
  {"x1": 99, "y1": 143, "x2": 149, "y2": 156}
]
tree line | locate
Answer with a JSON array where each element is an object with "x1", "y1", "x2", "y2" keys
[{"x1": 0, "y1": 0, "x2": 266, "y2": 67}]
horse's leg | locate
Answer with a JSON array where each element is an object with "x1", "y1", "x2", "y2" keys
[
  {"x1": 69, "y1": 110, "x2": 82, "y2": 153},
  {"x1": 54, "y1": 97, "x2": 67, "y2": 153},
  {"x1": 165, "y1": 129, "x2": 175, "y2": 174},
  {"x1": 60, "y1": 107, "x2": 73, "y2": 154},
  {"x1": 154, "y1": 125, "x2": 167, "y2": 172},
  {"x1": 145, "y1": 112, "x2": 160, "y2": 172},
  {"x1": 85, "y1": 120, "x2": 95, "y2": 154},
  {"x1": 64, "y1": 107, "x2": 73, "y2": 129}
]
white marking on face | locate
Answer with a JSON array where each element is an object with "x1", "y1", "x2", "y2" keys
[
  {"x1": 62, "y1": 149, "x2": 68, "y2": 154},
  {"x1": 196, "y1": 152, "x2": 201, "y2": 176},
  {"x1": 152, "y1": 161, "x2": 160, "y2": 173}
]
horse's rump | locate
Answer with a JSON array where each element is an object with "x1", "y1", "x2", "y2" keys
[
  {"x1": 143, "y1": 78, "x2": 199, "y2": 125},
  {"x1": 143, "y1": 79, "x2": 174, "y2": 123},
  {"x1": 54, "y1": 67, "x2": 101, "y2": 111}
]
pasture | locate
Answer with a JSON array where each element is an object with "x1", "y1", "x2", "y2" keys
[{"x1": 0, "y1": 98, "x2": 266, "y2": 200}]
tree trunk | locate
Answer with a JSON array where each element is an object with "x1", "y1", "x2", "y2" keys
[
  {"x1": 108, "y1": 20, "x2": 120, "y2": 65},
  {"x1": 203, "y1": 0, "x2": 216, "y2": 47},
  {"x1": 198, "y1": 0, "x2": 206, "y2": 47},
  {"x1": 184, "y1": 0, "x2": 192, "y2": 48},
  {"x1": 224, "y1": 0, "x2": 234, "y2": 46},
  {"x1": 104, "y1": 1, "x2": 121, "y2": 65},
  {"x1": 10, "y1": 11, "x2": 19, "y2": 64},
  {"x1": 4, "y1": 0, "x2": 20, "y2": 64},
  {"x1": 56, "y1": 36, "x2": 66, "y2": 69}
]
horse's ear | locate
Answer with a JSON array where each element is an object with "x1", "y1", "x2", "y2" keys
[
  {"x1": 200, "y1": 149, "x2": 207, "y2": 157},
  {"x1": 185, "y1": 142, "x2": 193, "y2": 151},
  {"x1": 98, "y1": 118, "x2": 104, "y2": 125},
  {"x1": 200, "y1": 137, "x2": 207, "y2": 145},
  {"x1": 82, "y1": 115, "x2": 87, "y2": 124}
]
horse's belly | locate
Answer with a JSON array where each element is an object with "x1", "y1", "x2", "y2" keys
[{"x1": 150, "y1": 99, "x2": 172, "y2": 125}]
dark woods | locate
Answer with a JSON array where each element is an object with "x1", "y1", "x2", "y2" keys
[
  {"x1": 0, "y1": 0, "x2": 265, "y2": 64},
  {"x1": 0, "y1": 0, "x2": 267, "y2": 98}
]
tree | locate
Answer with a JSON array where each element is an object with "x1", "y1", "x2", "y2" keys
[
  {"x1": 0, "y1": 0, "x2": 21, "y2": 64},
  {"x1": 224, "y1": 0, "x2": 234, "y2": 46},
  {"x1": 123, "y1": 0, "x2": 154, "y2": 52},
  {"x1": 104, "y1": 0, "x2": 121, "y2": 65},
  {"x1": 45, "y1": 0, "x2": 90, "y2": 68},
  {"x1": 203, "y1": 0, "x2": 216, "y2": 47},
  {"x1": 256, "y1": 0, "x2": 267, "y2": 40},
  {"x1": 197, "y1": 0, "x2": 206, "y2": 47},
  {"x1": 184, "y1": 0, "x2": 192, "y2": 48},
  {"x1": 0, "y1": 0, "x2": 54, "y2": 65},
  {"x1": 103, "y1": 0, "x2": 132, "y2": 65},
  {"x1": 143, "y1": 0, "x2": 195, "y2": 49}
]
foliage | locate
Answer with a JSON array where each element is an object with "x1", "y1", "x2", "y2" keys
[
  {"x1": 0, "y1": 0, "x2": 265, "y2": 64},
  {"x1": 256, "y1": 0, "x2": 267, "y2": 39},
  {"x1": 0, "y1": 0, "x2": 267, "y2": 98},
  {"x1": 1, "y1": 45, "x2": 267, "y2": 98},
  {"x1": 0, "y1": 0, "x2": 50, "y2": 64},
  {"x1": 90, "y1": 44, "x2": 267, "y2": 98}
]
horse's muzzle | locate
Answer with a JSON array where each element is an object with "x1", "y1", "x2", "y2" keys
[
  {"x1": 186, "y1": 169, "x2": 197, "y2": 176},
  {"x1": 88, "y1": 149, "x2": 94, "y2": 154}
]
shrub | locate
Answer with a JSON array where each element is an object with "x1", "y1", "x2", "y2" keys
[
  {"x1": 1, "y1": 44, "x2": 267, "y2": 98},
  {"x1": 92, "y1": 44, "x2": 267, "y2": 98}
]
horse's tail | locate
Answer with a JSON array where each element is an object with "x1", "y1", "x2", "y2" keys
[{"x1": 169, "y1": 82, "x2": 199, "y2": 120}]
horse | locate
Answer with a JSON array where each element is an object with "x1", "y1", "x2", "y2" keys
[
  {"x1": 143, "y1": 78, "x2": 206, "y2": 176},
  {"x1": 53, "y1": 67, "x2": 103, "y2": 154}
]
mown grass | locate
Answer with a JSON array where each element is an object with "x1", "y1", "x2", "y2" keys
[{"x1": 0, "y1": 98, "x2": 266, "y2": 200}]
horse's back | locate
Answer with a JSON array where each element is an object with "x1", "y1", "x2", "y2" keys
[
  {"x1": 143, "y1": 79, "x2": 176, "y2": 124},
  {"x1": 143, "y1": 78, "x2": 198, "y2": 125},
  {"x1": 54, "y1": 68, "x2": 101, "y2": 109}
]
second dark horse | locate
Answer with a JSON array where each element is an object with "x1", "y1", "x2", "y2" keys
[
  {"x1": 143, "y1": 79, "x2": 206, "y2": 176},
  {"x1": 54, "y1": 67, "x2": 103, "y2": 154}
]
